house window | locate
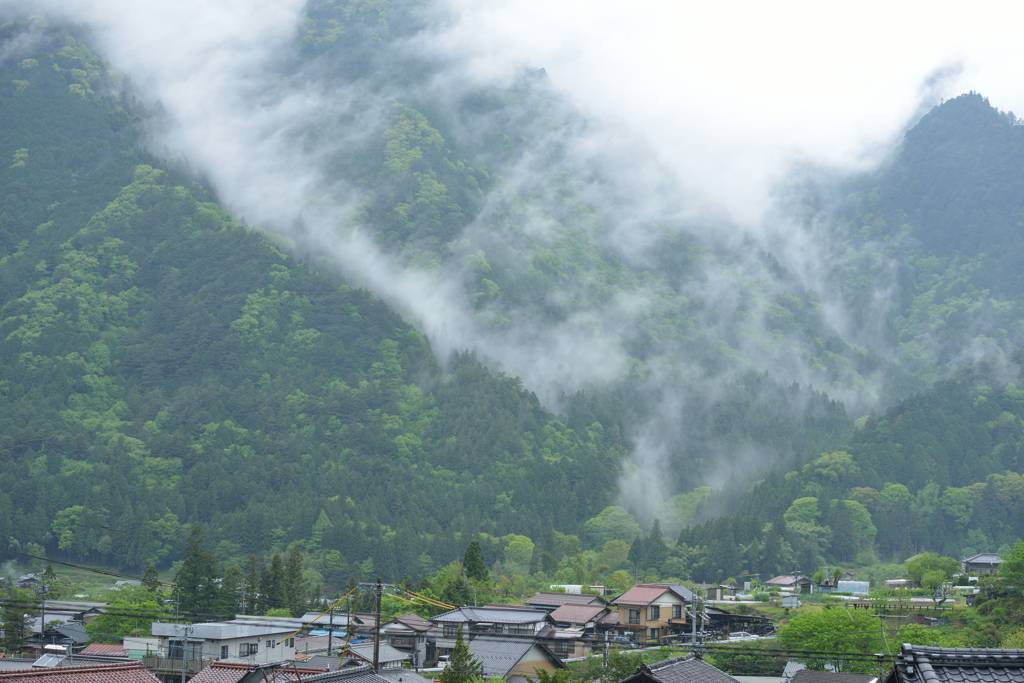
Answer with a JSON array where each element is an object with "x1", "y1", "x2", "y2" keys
[
  {"x1": 250, "y1": 642, "x2": 259, "y2": 655},
  {"x1": 553, "y1": 641, "x2": 569, "y2": 655},
  {"x1": 220, "y1": 646, "x2": 229, "y2": 660},
  {"x1": 240, "y1": 644, "x2": 249, "y2": 656},
  {"x1": 649, "y1": 605, "x2": 660, "y2": 620},
  {"x1": 649, "y1": 628, "x2": 659, "y2": 640},
  {"x1": 627, "y1": 609, "x2": 640, "y2": 625},
  {"x1": 288, "y1": 638, "x2": 295, "y2": 647},
  {"x1": 672, "y1": 605, "x2": 681, "y2": 620},
  {"x1": 443, "y1": 624, "x2": 458, "y2": 638}
]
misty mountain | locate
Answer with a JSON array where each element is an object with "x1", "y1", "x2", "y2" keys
[
  {"x1": 0, "y1": 21, "x2": 621, "y2": 581},
  {"x1": 3, "y1": 0, "x2": 1024, "y2": 587},
  {"x1": 825, "y1": 92, "x2": 1024, "y2": 387}
]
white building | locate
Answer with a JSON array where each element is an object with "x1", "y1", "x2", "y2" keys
[{"x1": 151, "y1": 617, "x2": 300, "y2": 664}]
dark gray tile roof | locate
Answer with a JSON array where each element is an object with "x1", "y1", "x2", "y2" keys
[
  {"x1": 891, "y1": 644, "x2": 1024, "y2": 683},
  {"x1": 432, "y1": 607, "x2": 548, "y2": 625},
  {"x1": 621, "y1": 654, "x2": 740, "y2": 683},
  {"x1": 468, "y1": 637, "x2": 534, "y2": 678},
  {"x1": 791, "y1": 671, "x2": 876, "y2": 683},
  {"x1": 466, "y1": 636, "x2": 564, "y2": 678},
  {"x1": 291, "y1": 664, "x2": 393, "y2": 683}
]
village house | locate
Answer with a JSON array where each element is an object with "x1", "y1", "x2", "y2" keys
[
  {"x1": 961, "y1": 553, "x2": 1005, "y2": 575},
  {"x1": 764, "y1": 574, "x2": 814, "y2": 594},
  {"x1": 0, "y1": 661, "x2": 163, "y2": 683},
  {"x1": 526, "y1": 592, "x2": 607, "y2": 612},
  {"x1": 151, "y1": 617, "x2": 299, "y2": 666},
  {"x1": 610, "y1": 584, "x2": 694, "y2": 646},
  {"x1": 618, "y1": 653, "x2": 740, "y2": 683},
  {"x1": 467, "y1": 635, "x2": 566, "y2": 682},
  {"x1": 885, "y1": 643, "x2": 1024, "y2": 683},
  {"x1": 379, "y1": 613, "x2": 435, "y2": 669},
  {"x1": 335, "y1": 643, "x2": 409, "y2": 671},
  {"x1": 430, "y1": 606, "x2": 553, "y2": 656}
]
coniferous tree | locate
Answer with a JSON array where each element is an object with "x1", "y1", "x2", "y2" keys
[
  {"x1": 646, "y1": 520, "x2": 668, "y2": 569},
  {"x1": 462, "y1": 540, "x2": 488, "y2": 582},
  {"x1": 284, "y1": 546, "x2": 308, "y2": 616},
  {"x1": 141, "y1": 566, "x2": 161, "y2": 592},
  {"x1": 174, "y1": 526, "x2": 222, "y2": 617},
  {"x1": 438, "y1": 626, "x2": 483, "y2": 683}
]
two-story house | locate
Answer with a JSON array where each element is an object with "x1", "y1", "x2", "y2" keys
[
  {"x1": 611, "y1": 584, "x2": 693, "y2": 645},
  {"x1": 430, "y1": 606, "x2": 553, "y2": 657},
  {"x1": 151, "y1": 617, "x2": 299, "y2": 664},
  {"x1": 380, "y1": 613, "x2": 436, "y2": 668}
]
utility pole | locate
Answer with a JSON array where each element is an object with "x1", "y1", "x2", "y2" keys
[
  {"x1": 372, "y1": 578, "x2": 382, "y2": 672},
  {"x1": 603, "y1": 631, "x2": 609, "y2": 667},
  {"x1": 327, "y1": 603, "x2": 335, "y2": 656}
]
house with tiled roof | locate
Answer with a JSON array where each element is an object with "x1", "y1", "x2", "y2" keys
[
  {"x1": 764, "y1": 574, "x2": 813, "y2": 593},
  {"x1": 379, "y1": 614, "x2": 435, "y2": 669},
  {"x1": 618, "y1": 654, "x2": 739, "y2": 683},
  {"x1": 961, "y1": 553, "x2": 1006, "y2": 576},
  {"x1": 430, "y1": 606, "x2": 553, "y2": 657},
  {"x1": 336, "y1": 643, "x2": 409, "y2": 671},
  {"x1": 188, "y1": 661, "x2": 329, "y2": 683},
  {"x1": 79, "y1": 644, "x2": 130, "y2": 659},
  {"x1": 526, "y1": 592, "x2": 606, "y2": 612},
  {"x1": 467, "y1": 635, "x2": 565, "y2": 682},
  {"x1": 548, "y1": 604, "x2": 609, "y2": 630},
  {"x1": 790, "y1": 672, "x2": 876, "y2": 683},
  {"x1": 884, "y1": 644, "x2": 1024, "y2": 683},
  {"x1": 0, "y1": 660, "x2": 161, "y2": 683},
  {"x1": 611, "y1": 584, "x2": 693, "y2": 646}
]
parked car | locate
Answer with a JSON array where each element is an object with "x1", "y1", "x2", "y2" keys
[
  {"x1": 727, "y1": 631, "x2": 760, "y2": 641},
  {"x1": 610, "y1": 636, "x2": 638, "y2": 649},
  {"x1": 437, "y1": 655, "x2": 450, "y2": 668}
]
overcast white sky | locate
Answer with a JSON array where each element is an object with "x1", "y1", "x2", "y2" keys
[
  {"x1": 41, "y1": 0, "x2": 1024, "y2": 225},
  {"x1": 433, "y1": 0, "x2": 1024, "y2": 222}
]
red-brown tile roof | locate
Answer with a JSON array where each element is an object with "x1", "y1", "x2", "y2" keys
[
  {"x1": 0, "y1": 661, "x2": 160, "y2": 683},
  {"x1": 78, "y1": 644, "x2": 129, "y2": 658},
  {"x1": 597, "y1": 611, "x2": 619, "y2": 625},
  {"x1": 612, "y1": 585, "x2": 669, "y2": 606},
  {"x1": 548, "y1": 604, "x2": 608, "y2": 624},
  {"x1": 187, "y1": 662, "x2": 254, "y2": 683}
]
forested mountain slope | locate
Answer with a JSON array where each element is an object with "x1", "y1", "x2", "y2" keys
[
  {"x1": 828, "y1": 92, "x2": 1024, "y2": 386},
  {"x1": 0, "y1": 20, "x2": 622, "y2": 583},
  {"x1": 662, "y1": 349, "x2": 1024, "y2": 583}
]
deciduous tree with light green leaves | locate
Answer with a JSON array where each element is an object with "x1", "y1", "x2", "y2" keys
[
  {"x1": 86, "y1": 585, "x2": 166, "y2": 643},
  {"x1": 777, "y1": 606, "x2": 879, "y2": 673}
]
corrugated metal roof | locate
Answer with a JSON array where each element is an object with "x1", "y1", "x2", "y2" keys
[
  {"x1": 526, "y1": 593, "x2": 605, "y2": 608},
  {"x1": 432, "y1": 607, "x2": 548, "y2": 625},
  {"x1": 612, "y1": 586, "x2": 668, "y2": 606},
  {"x1": 392, "y1": 614, "x2": 431, "y2": 632},
  {"x1": 0, "y1": 661, "x2": 36, "y2": 672},
  {"x1": 151, "y1": 621, "x2": 297, "y2": 640},
  {"x1": 548, "y1": 604, "x2": 608, "y2": 625},
  {"x1": 790, "y1": 672, "x2": 875, "y2": 683}
]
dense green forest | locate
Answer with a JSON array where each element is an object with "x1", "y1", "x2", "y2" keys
[{"x1": 664, "y1": 349, "x2": 1024, "y2": 583}]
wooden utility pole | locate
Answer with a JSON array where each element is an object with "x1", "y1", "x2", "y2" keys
[{"x1": 372, "y1": 577, "x2": 382, "y2": 672}]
